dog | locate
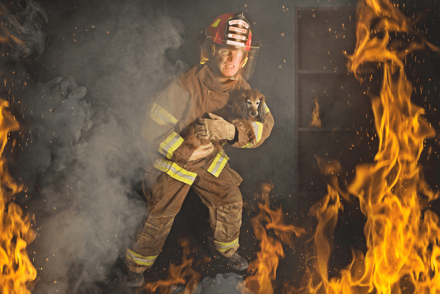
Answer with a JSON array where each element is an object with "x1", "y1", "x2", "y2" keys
[{"x1": 180, "y1": 89, "x2": 266, "y2": 152}]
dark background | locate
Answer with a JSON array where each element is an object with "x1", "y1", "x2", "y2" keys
[{"x1": 2, "y1": 0, "x2": 440, "y2": 293}]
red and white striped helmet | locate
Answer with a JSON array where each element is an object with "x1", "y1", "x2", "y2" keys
[
  {"x1": 206, "y1": 12, "x2": 253, "y2": 51},
  {"x1": 201, "y1": 12, "x2": 260, "y2": 80}
]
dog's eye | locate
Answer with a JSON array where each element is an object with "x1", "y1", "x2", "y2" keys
[
  {"x1": 256, "y1": 100, "x2": 261, "y2": 105},
  {"x1": 246, "y1": 100, "x2": 252, "y2": 105}
]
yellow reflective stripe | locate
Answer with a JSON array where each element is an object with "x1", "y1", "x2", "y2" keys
[
  {"x1": 150, "y1": 103, "x2": 178, "y2": 126},
  {"x1": 262, "y1": 102, "x2": 270, "y2": 114},
  {"x1": 241, "y1": 121, "x2": 263, "y2": 148},
  {"x1": 159, "y1": 132, "x2": 184, "y2": 159},
  {"x1": 207, "y1": 150, "x2": 229, "y2": 177},
  {"x1": 214, "y1": 238, "x2": 239, "y2": 252},
  {"x1": 211, "y1": 18, "x2": 221, "y2": 27},
  {"x1": 154, "y1": 158, "x2": 197, "y2": 185},
  {"x1": 126, "y1": 249, "x2": 157, "y2": 267},
  {"x1": 242, "y1": 141, "x2": 253, "y2": 148},
  {"x1": 253, "y1": 122, "x2": 263, "y2": 143}
]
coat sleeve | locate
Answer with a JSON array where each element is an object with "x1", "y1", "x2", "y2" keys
[
  {"x1": 229, "y1": 102, "x2": 275, "y2": 149},
  {"x1": 141, "y1": 79, "x2": 194, "y2": 165}
]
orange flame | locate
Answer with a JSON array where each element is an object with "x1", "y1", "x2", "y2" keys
[
  {"x1": 310, "y1": 97, "x2": 322, "y2": 128},
  {"x1": 0, "y1": 99, "x2": 37, "y2": 293},
  {"x1": 302, "y1": 0, "x2": 440, "y2": 293},
  {"x1": 246, "y1": 183, "x2": 305, "y2": 294},
  {"x1": 144, "y1": 238, "x2": 201, "y2": 294}
]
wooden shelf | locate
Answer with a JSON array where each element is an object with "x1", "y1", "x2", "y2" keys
[{"x1": 294, "y1": 7, "x2": 358, "y2": 204}]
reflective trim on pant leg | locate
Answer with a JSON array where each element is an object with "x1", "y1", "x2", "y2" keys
[
  {"x1": 213, "y1": 238, "x2": 239, "y2": 252},
  {"x1": 213, "y1": 203, "x2": 242, "y2": 257},
  {"x1": 126, "y1": 249, "x2": 158, "y2": 267}
]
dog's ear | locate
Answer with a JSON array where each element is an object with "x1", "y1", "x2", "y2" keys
[
  {"x1": 257, "y1": 93, "x2": 266, "y2": 123},
  {"x1": 241, "y1": 94, "x2": 249, "y2": 120}
]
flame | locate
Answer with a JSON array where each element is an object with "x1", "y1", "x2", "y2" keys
[
  {"x1": 302, "y1": 0, "x2": 440, "y2": 293},
  {"x1": 144, "y1": 238, "x2": 201, "y2": 294},
  {"x1": 310, "y1": 97, "x2": 322, "y2": 128},
  {"x1": 0, "y1": 99, "x2": 37, "y2": 293},
  {"x1": 246, "y1": 183, "x2": 305, "y2": 294}
]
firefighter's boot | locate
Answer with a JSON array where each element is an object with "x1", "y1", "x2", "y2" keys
[
  {"x1": 125, "y1": 271, "x2": 145, "y2": 288},
  {"x1": 225, "y1": 252, "x2": 249, "y2": 271},
  {"x1": 211, "y1": 250, "x2": 249, "y2": 271}
]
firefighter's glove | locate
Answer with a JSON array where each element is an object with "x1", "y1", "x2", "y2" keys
[
  {"x1": 188, "y1": 142, "x2": 215, "y2": 162},
  {"x1": 195, "y1": 113, "x2": 235, "y2": 141}
]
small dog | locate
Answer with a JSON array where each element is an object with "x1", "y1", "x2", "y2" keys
[
  {"x1": 180, "y1": 89, "x2": 266, "y2": 151},
  {"x1": 224, "y1": 88, "x2": 266, "y2": 144}
]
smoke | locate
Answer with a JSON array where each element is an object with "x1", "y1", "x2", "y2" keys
[
  {"x1": 0, "y1": 0, "x2": 47, "y2": 61},
  {"x1": 174, "y1": 273, "x2": 253, "y2": 294},
  {"x1": 0, "y1": 1, "x2": 190, "y2": 293}
]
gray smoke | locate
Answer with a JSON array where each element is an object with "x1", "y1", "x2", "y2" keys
[
  {"x1": 0, "y1": 0, "x2": 47, "y2": 61},
  {"x1": 3, "y1": 1, "x2": 190, "y2": 294},
  {"x1": 173, "y1": 273, "x2": 254, "y2": 294}
]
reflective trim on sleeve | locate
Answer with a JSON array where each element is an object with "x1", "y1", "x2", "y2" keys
[
  {"x1": 150, "y1": 103, "x2": 178, "y2": 126},
  {"x1": 262, "y1": 102, "x2": 270, "y2": 114},
  {"x1": 154, "y1": 158, "x2": 197, "y2": 185},
  {"x1": 126, "y1": 249, "x2": 157, "y2": 267},
  {"x1": 242, "y1": 121, "x2": 264, "y2": 148},
  {"x1": 214, "y1": 238, "x2": 239, "y2": 252},
  {"x1": 159, "y1": 132, "x2": 184, "y2": 159},
  {"x1": 207, "y1": 149, "x2": 229, "y2": 177}
]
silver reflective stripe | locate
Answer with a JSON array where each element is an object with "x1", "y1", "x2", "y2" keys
[
  {"x1": 262, "y1": 102, "x2": 270, "y2": 114},
  {"x1": 242, "y1": 121, "x2": 263, "y2": 148},
  {"x1": 207, "y1": 150, "x2": 229, "y2": 177},
  {"x1": 150, "y1": 103, "x2": 178, "y2": 126},
  {"x1": 214, "y1": 239, "x2": 239, "y2": 252},
  {"x1": 251, "y1": 121, "x2": 263, "y2": 143},
  {"x1": 159, "y1": 132, "x2": 184, "y2": 159},
  {"x1": 154, "y1": 158, "x2": 197, "y2": 185},
  {"x1": 126, "y1": 249, "x2": 157, "y2": 267}
]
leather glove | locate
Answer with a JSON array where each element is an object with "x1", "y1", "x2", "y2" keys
[
  {"x1": 195, "y1": 113, "x2": 235, "y2": 141},
  {"x1": 188, "y1": 142, "x2": 215, "y2": 161}
]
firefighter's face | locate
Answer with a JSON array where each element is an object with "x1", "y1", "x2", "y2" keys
[{"x1": 214, "y1": 47, "x2": 245, "y2": 78}]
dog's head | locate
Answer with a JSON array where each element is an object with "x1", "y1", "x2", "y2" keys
[{"x1": 238, "y1": 89, "x2": 265, "y2": 122}]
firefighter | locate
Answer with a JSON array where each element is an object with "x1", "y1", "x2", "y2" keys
[{"x1": 124, "y1": 12, "x2": 274, "y2": 287}]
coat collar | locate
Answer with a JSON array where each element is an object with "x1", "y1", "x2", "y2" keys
[{"x1": 196, "y1": 65, "x2": 242, "y2": 93}]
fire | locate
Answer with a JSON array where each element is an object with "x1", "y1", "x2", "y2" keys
[
  {"x1": 144, "y1": 238, "x2": 201, "y2": 294},
  {"x1": 310, "y1": 97, "x2": 322, "y2": 128},
  {"x1": 302, "y1": 0, "x2": 440, "y2": 293},
  {"x1": 246, "y1": 182, "x2": 305, "y2": 294},
  {"x1": 0, "y1": 99, "x2": 37, "y2": 293}
]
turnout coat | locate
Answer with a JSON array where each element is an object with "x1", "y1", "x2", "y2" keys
[{"x1": 125, "y1": 64, "x2": 274, "y2": 273}]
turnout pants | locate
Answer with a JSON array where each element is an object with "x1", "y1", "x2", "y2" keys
[{"x1": 125, "y1": 157, "x2": 244, "y2": 273}]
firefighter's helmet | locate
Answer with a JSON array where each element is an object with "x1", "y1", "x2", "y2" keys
[{"x1": 200, "y1": 13, "x2": 260, "y2": 80}]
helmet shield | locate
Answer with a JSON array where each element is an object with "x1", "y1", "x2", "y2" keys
[
  {"x1": 200, "y1": 40, "x2": 259, "y2": 81},
  {"x1": 241, "y1": 45, "x2": 259, "y2": 80}
]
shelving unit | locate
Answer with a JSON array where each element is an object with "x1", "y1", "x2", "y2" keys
[{"x1": 294, "y1": 7, "x2": 372, "y2": 198}]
